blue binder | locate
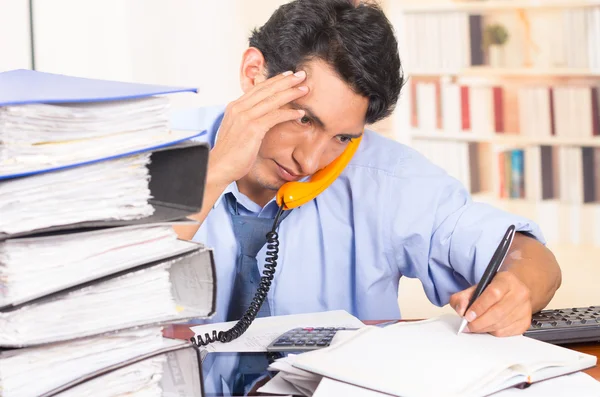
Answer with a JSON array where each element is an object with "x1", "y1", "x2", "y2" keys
[
  {"x1": 0, "y1": 69, "x2": 198, "y2": 106},
  {"x1": 0, "y1": 69, "x2": 207, "y2": 180}
]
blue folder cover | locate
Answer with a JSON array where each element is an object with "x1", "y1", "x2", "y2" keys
[
  {"x1": 0, "y1": 69, "x2": 207, "y2": 180},
  {"x1": 0, "y1": 69, "x2": 198, "y2": 106}
]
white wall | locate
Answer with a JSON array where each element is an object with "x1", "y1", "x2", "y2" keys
[
  {"x1": 32, "y1": 0, "x2": 290, "y2": 108},
  {"x1": 0, "y1": 0, "x2": 32, "y2": 71}
]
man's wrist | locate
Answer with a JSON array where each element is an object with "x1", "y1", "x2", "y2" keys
[{"x1": 207, "y1": 154, "x2": 235, "y2": 190}]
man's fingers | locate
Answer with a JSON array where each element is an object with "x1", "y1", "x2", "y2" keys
[
  {"x1": 246, "y1": 85, "x2": 309, "y2": 121},
  {"x1": 490, "y1": 317, "x2": 532, "y2": 337},
  {"x1": 237, "y1": 70, "x2": 294, "y2": 103},
  {"x1": 467, "y1": 292, "x2": 522, "y2": 333},
  {"x1": 449, "y1": 285, "x2": 476, "y2": 317},
  {"x1": 242, "y1": 70, "x2": 308, "y2": 112},
  {"x1": 255, "y1": 108, "x2": 306, "y2": 135},
  {"x1": 463, "y1": 282, "x2": 508, "y2": 324}
]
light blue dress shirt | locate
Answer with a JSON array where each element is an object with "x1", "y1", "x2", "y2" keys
[{"x1": 170, "y1": 106, "x2": 545, "y2": 395}]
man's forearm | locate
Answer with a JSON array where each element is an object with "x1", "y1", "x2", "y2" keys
[
  {"x1": 502, "y1": 233, "x2": 562, "y2": 313},
  {"x1": 173, "y1": 157, "x2": 231, "y2": 240}
]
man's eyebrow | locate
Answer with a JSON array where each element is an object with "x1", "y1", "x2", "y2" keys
[
  {"x1": 343, "y1": 131, "x2": 364, "y2": 139},
  {"x1": 289, "y1": 102, "x2": 326, "y2": 129}
]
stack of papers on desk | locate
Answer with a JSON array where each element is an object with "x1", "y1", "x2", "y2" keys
[
  {"x1": 0, "y1": 224, "x2": 199, "y2": 308},
  {"x1": 0, "y1": 326, "x2": 166, "y2": 397},
  {"x1": 0, "y1": 326, "x2": 203, "y2": 397},
  {"x1": 0, "y1": 153, "x2": 154, "y2": 235},
  {"x1": 259, "y1": 314, "x2": 600, "y2": 397},
  {"x1": 0, "y1": 247, "x2": 215, "y2": 347},
  {"x1": 0, "y1": 69, "x2": 202, "y2": 179},
  {"x1": 0, "y1": 69, "x2": 211, "y2": 396}
]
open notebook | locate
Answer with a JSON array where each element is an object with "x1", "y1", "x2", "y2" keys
[{"x1": 292, "y1": 314, "x2": 597, "y2": 397}]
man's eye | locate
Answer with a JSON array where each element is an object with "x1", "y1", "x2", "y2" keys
[
  {"x1": 338, "y1": 136, "x2": 353, "y2": 144},
  {"x1": 299, "y1": 116, "x2": 311, "y2": 125}
]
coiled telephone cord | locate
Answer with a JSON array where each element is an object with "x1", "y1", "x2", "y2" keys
[{"x1": 190, "y1": 205, "x2": 285, "y2": 347}]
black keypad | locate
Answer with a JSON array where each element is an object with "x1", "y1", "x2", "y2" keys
[{"x1": 524, "y1": 306, "x2": 600, "y2": 344}]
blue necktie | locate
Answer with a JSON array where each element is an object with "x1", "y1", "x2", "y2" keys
[{"x1": 225, "y1": 194, "x2": 288, "y2": 395}]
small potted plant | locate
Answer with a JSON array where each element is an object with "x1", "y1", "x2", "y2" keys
[{"x1": 483, "y1": 23, "x2": 509, "y2": 67}]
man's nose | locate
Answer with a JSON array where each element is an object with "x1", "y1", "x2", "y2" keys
[{"x1": 293, "y1": 138, "x2": 329, "y2": 175}]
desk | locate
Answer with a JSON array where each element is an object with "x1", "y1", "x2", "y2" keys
[{"x1": 163, "y1": 322, "x2": 600, "y2": 382}]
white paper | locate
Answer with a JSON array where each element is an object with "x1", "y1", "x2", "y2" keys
[
  {"x1": 0, "y1": 96, "x2": 200, "y2": 177},
  {"x1": 0, "y1": 327, "x2": 168, "y2": 397},
  {"x1": 0, "y1": 225, "x2": 198, "y2": 307},
  {"x1": 311, "y1": 372, "x2": 600, "y2": 397},
  {"x1": 0, "y1": 265, "x2": 179, "y2": 346},
  {"x1": 53, "y1": 354, "x2": 166, "y2": 397},
  {"x1": 258, "y1": 373, "x2": 308, "y2": 396},
  {"x1": 313, "y1": 378, "x2": 387, "y2": 397},
  {"x1": 491, "y1": 371, "x2": 600, "y2": 397},
  {"x1": 258, "y1": 330, "x2": 361, "y2": 396},
  {"x1": 0, "y1": 154, "x2": 154, "y2": 235},
  {"x1": 190, "y1": 310, "x2": 364, "y2": 353},
  {"x1": 292, "y1": 314, "x2": 597, "y2": 397}
]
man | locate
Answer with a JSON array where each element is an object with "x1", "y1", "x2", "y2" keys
[{"x1": 172, "y1": 0, "x2": 562, "y2": 394}]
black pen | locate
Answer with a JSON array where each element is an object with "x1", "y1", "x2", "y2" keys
[{"x1": 457, "y1": 224, "x2": 517, "y2": 334}]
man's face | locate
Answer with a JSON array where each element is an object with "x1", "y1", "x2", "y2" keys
[{"x1": 243, "y1": 59, "x2": 369, "y2": 193}]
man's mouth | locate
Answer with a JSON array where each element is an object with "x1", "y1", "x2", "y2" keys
[{"x1": 275, "y1": 162, "x2": 301, "y2": 182}]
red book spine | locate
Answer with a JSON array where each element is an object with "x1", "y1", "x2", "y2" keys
[
  {"x1": 435, "y1": 80, "x2": 442, "y2": 130},
  {"x1": 460, "y1": 85, "x2": 470, "y2": 131},
  {"x1": 410, "y1": 80, "x2": 418, "y2": 129},
  {"x1": 493, "y1": 86, "x2": 504, "y2": 133}
]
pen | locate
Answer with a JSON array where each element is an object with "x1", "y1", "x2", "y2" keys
[{"x1": 457, "y1": 224, "x2": 517, "y2": 334}]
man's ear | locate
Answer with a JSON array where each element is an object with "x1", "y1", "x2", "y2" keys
[{"x1": 240, "y1": 47, "x2": 268, "y2": 93}]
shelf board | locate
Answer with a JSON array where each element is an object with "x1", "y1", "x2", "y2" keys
[
  {"x1": 409, "y1": 130, "x2": 600, "y2": 147},
  {"x1": 401, "y1": 0, "x2": 600, "y2": 14},
  {"x1": 407, "y1": 67, "x2": 600, "y2": 78}
]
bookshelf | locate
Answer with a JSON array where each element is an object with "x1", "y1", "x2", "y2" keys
[
  {"x1": 409, "y1": 67, "x2": 600, "y2": 78},
  {"x1": 398, "y1": 0, "x2": 600, "y2": 248},
  {"x1": 411, "y1": 130, "x2": 600, "y2": 147},
  {"x1": 402, "y1": 0, "x2": 600, "y2": 13}
]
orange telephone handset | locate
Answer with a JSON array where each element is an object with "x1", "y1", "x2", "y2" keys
[{"x1": 276, "y1": 135, "x2": 362, "y2": 210}]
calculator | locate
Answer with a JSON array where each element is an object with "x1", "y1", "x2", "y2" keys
[{"x1": 266, "y1": 327, "x2": 358, "y2": 352}]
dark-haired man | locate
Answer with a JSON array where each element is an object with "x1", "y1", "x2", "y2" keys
[{"x1": 172, "y1": 0, "x2": 561, "y2": 395}]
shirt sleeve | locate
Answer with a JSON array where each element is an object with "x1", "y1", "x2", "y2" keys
[{"x1": 393, "y1": 173, "x2": 546, "y2": 308}]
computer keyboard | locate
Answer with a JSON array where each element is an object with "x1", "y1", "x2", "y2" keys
[{"x1": 524, "y1": 306, "x2": 600, "y2": 345}]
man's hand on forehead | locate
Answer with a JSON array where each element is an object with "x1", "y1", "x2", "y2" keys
[{"x1": 208, "y1": 69, "x2": 310, "y2": 185}]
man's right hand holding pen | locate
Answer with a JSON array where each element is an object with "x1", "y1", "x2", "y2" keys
[{"x1": 450, "y1": 224, "x2": 561, "y2": 338}]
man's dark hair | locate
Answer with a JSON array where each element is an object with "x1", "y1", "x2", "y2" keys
[{"x1": 249, "y1": 0, "x2": 404, "y2": 125}]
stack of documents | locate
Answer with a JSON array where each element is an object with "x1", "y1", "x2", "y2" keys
[
  {"x1": 0, "y1": 327, "x2": 166, "y2": 397},
  {"x1": 0, "y1": 69, "x2": 213, "y2": 396},
  {"x1": 0, "y1": 247, "x2": 215, "y2": 347},
  {"x1": 0, "y1": 153, "x2": 154, "y2": 235},
  {"x1": 0, "y1": 69, "x2": 202, "y2": 179},
  {"x1": 0, "y1": 224, "x2": 199, "y2": 308},
  {"x1": 0, "y1": 96, "x2": 172, "y2": 171},
  {"x1": 0, "y1": 327, "x2": 202, "y2": 397},
  {"x1": 259, "y1": 314, "x2": 600, "y2": 397}
]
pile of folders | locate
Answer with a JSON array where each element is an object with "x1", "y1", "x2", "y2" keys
[{"x1": 0, "y1": 69, "x2": 213, "y2": 397}]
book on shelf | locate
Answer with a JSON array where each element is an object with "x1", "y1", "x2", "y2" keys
[
  {"x1": 401, "y1": 2, "x2": 600, "y2": 247},
  {"x1": 402, "y1": 4, "x2": 600, "y2": 73},
  {"x1": 0, "y1": 69, "x2": 213, "y2": 396}
]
